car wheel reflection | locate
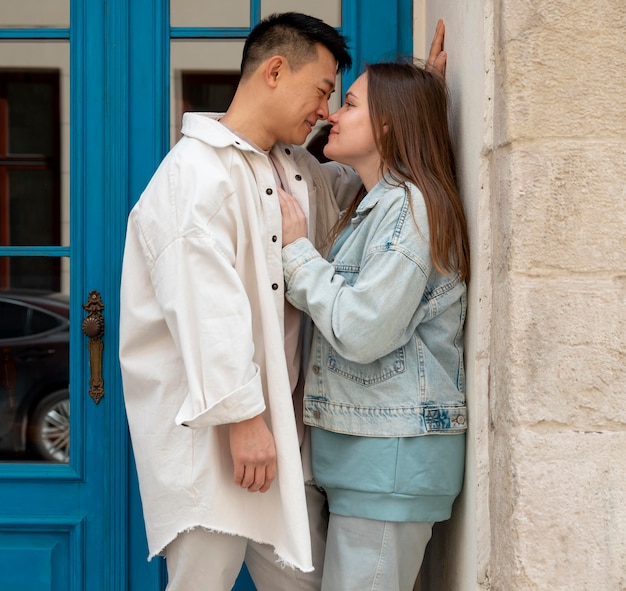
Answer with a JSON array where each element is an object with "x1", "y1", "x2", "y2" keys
[
  {"x1": 1, "y1": 291, "x2": 70, "y2": 462},
  {"x1": 30, "y1": 389, "x2": 70, "y2": 463}
]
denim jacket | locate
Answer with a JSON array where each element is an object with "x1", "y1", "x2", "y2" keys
[{"x1": 282, "y1": 177, "x2": 467, "y2": 438}]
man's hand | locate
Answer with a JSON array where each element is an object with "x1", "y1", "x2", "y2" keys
[
  {"x1": 229, "y1": 414, "x2": 277, "y2": 493},
  {"x1": 426, "y1": 19, "x2": 447, "y2": 78}
]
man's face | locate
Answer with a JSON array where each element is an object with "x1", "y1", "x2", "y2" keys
[{"x1": 274, "y1": 45, "x2": 338, "y2": 146}]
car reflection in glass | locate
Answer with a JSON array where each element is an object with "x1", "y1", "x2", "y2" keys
[{"x1": 0, "y1": 291, "x2": 70, "y2": 463}]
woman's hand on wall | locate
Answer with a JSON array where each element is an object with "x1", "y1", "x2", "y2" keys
[{"x1": 427, "y1": 19, "x2": 447, "y2": 78}]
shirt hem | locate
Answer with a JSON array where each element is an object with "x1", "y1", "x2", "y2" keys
[{"x1": 147, "y1": 524, "x2": 314, "y2": 573}]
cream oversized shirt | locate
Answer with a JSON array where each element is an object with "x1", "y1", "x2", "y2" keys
[{"x1": 119, "y1": 113, "x2": 359, "y2": 570}]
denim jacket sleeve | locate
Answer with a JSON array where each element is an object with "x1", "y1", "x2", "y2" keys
[{"x1": 281, "y1": 186, "x2": 435, "y2": 365}]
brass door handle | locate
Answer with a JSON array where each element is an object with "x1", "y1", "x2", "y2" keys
[{"x1": 82, "y1": 290, "x2": 104, "y2": 404}]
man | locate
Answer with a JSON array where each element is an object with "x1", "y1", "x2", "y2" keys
[{"x1": 119, "y1": 12, "x2": 447, "y2": 591}]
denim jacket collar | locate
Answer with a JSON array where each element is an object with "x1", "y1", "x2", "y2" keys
[{"x1": 353, "y1": 175, "x2": 402, "y2": 221}]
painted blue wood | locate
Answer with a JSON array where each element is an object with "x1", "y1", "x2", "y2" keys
[
  {"x1": 0, "y1": 246, "x2": 71, "y2": 257},
  {"x1": 342, "y1": 0, "x2": 413, "y2": 91},
  {"x1": 235, "y1": 564, "x2": 257, "y2": 590},
  {"x1": 0, "y1": 0, "x2": 142, "y2": 589},
  {"x1": 0, "y1": 517, "x2": 83, "y2": 591},
  {"x1": 127, "y1": 0, "x2": 170, "y2": 586},
  {"x1": 103, "y1": 0, "x2": 133, "y2": 587},
  {"x1": 0, "y1": 0, "x2": 96, "y2": 586},
  {"x1": 170, "y1": 27, "x2": 252, "y2": 38},
  {"x1": 250, "y1": 0, "x2": 261, "y2": 26},
  {"x1": 0, "y1": 28, "x2": 69, "y2": 39},
  {"x1": 340, "y1": 0, "x2": 358, "y2": 91},
  {"x1": 69, "y1": 0, "x2": 88, "y2": 500},
  {"x1": 128, "y1": 0, "x2": 169, "y2": 206},
  {"x1": 75, "y1": 0, "x2": 111, "y2": 589}
]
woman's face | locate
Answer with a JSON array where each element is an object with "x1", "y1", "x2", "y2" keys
[{"x1": 323, "y1": 73, "x2": 381, "y2": 186}]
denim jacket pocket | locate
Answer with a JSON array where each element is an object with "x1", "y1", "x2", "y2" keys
[{"x1": 327, "y1": 345, "x2": 406, "y2": 386}]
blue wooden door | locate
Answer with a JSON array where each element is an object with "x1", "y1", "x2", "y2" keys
[
  {"x1": 0, "y1": 0, "x2": 129, "y2": 589},
  {"x1": 0, "y1": 0, "x2": 409, "y2": 589}
]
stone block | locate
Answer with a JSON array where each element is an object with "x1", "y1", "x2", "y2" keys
[
  {"x1": 494, "y1": 275, "x2": 626, "y2": 429},
  {"x1": 492, "y1": 145, "x2": 626, "y2": 273},
  {"x1": 495, "y1": 1, "x2": 626, "y2": 140},
  {"x1": 491, "y1": 428, "x2": 626, "y2": 590}
]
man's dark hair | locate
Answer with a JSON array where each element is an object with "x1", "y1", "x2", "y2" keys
[{"x1": 241, "y1": 12, "x2": 352, "y2": 78}]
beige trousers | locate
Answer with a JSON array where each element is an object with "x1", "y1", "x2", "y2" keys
[
  {"x1": 321, "y1": 514, "x2": 433, "y2": 591},
  {"x1": 164, "y1": 483, "x2": 328, "y2": 591}
]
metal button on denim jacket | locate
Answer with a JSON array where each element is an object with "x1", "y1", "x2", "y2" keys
[{"x1": 282, "y1": 177, "x2": 467, "y2": 437}]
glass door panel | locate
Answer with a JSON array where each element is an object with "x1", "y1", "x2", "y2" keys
[
  {"x1": 0, "y1": 41, "x2": 70, "y2": 250},
  {"x1": 0, "y1": 40, "x2": 70, "y2": 466},
  {"x1": 170, "y1": 40, "x2": 244, "y2": 146},
  {"x1": 1, "y1": 1, "x2": 69, "y2": 29},
  {"x1": 171, "y1": 0, "x2": 251, "y2": 27},
  {"x1": 260, "y1": 0, "x2": 341, "y2": 25},
  {"x1": 0, "y1": 256, "x2": 69, "y2": 463}
]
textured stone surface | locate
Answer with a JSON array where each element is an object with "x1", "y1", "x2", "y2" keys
[
  {"x1": 496, "y1": 2, "x2": 626, "y2": 141},
  {"x1": 487, "y1": 0, "x2": 626, "y2": 589},
  {"x1": 501, "y1": 276, "x2": 626, "y2": 426},
  {"x1": 491, "y1": 429, "x2": 626, "y2": 589},
  {"x1": 495, "y1": 145, "x2": 626, "y2": 272},
  {"x1": 418, "y1": 1, "x2": 626, "y2": 589}
]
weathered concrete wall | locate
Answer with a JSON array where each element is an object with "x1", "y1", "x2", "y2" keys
[{"x1": 420, "y1": 0, "x2": 626, "y2": 589}]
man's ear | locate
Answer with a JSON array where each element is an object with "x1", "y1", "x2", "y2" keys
[{"x1": 264, "y1": 55, "x2": 285, "y2": 88}]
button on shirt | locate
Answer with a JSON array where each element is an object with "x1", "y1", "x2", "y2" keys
[
  {"x1": 223, "y1": 125, "x2": 305, "y2": 398},
  {"x1": 268, "y1": 151, "x2": 304, "y2": 398}
]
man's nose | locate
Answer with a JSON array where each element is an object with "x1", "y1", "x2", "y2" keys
[{"x1": 317, "y1": 99, "x2": 330, "y2": 120}]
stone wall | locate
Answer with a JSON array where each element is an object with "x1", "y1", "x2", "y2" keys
[
  {"x1": 420, "y1": 0, "x2": 626, "y2": 589},
  {"x1": 489, "y1": 0, "x2": 626, "y2": 588}
]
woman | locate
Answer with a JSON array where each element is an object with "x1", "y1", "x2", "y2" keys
[{"x1": 278, "y1": 61, "x2": 470, "y2": 591}]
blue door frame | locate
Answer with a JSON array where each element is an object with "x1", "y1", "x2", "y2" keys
[
  {"x1": 0, "y1": 1, "x2": 411, "y2": 589},
  {"x1": 0, "y1": 0, "x2": 128, "y2": 588}
]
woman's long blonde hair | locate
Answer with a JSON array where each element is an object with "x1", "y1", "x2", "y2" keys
[{"x1": 331, "y1": 61, "x2": 470, "y2": 282}]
